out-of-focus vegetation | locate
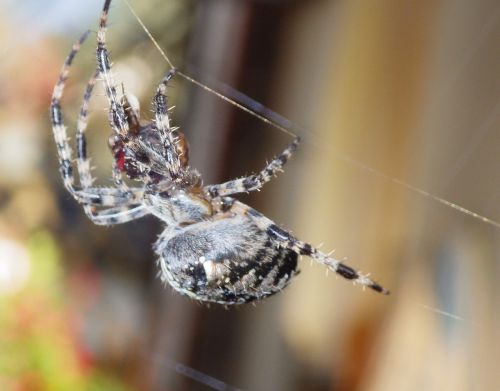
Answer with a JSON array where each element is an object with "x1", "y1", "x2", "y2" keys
[{"x1": 0, "y1": 232, "x2": 132, "y2": 390}]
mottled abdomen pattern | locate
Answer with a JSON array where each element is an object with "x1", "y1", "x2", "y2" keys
[{"x1": 155, "y1": 214, "x2": 299, "y2": 304}]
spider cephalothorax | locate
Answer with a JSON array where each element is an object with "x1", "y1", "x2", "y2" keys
[
  {"x1": 50, "y1": 0, "x2": 388, "y2": 304},
  {"x1": 108, "y1": 91, "x2": 194, "y2": 186}
]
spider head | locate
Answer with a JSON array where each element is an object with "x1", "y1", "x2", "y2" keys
[{"x1": 107, "y1": 93, "x2": 194, "y2": 186}]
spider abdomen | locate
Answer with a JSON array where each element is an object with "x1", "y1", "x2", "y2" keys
[{"x1": 155, "y1": 214, "x2": 299, "y2": 304}]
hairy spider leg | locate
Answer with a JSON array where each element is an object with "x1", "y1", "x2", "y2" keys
[
  {"x1": 50, "y1": 32, "x2": 89, "y2": 198},
  {"x1": 204, "y1": 136, "x2": 301, "y2": 198},
  {"x1": 232, "y1": 201, "x2": 390, "y2": 294},
  {"x1": 50, "y1": 30, "x2": 148, "y2": 227},
  {"x1": 152, "y1": 69, "x2": 183, "y2": 179},
  {"x1": 74, "y1": 70, "x2": 148, "y2": 224},
  {"x1": 74, "y1": 70, "x2": 135, "y2": 195},
  {"x1": 109, "y1": 93, "x2": 135, "y2": 191},
  {"x1": 75, "y1": 71, "x2": 99, "y2": 190},
  {"x1": 83, "y1": 204, "x2": 149, "y2": 226},
  {"x1": 50, "y1": 31, "x2": 128, "y2": 206},
  {"x1": 97, "y1": 0, "x2": 130, "y2": 138}
]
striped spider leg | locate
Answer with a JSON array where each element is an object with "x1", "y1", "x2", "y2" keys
[{"x1": 50, "y1": 31, "x2": 147, "y2": 226}]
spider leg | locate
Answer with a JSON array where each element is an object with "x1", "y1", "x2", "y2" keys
[
  {"x1": 111, "y1": 161, "x2": 130, "y2": 191},
  {"x1": 152, "y1": 69, "x2": 182, "y2": 179},
  {"x1": 75, "y1": 70, "x2": 98, "y2": 189},
  {"x1": 75, "y1": 70, "x2": 129, "y2": 192},
  {"x1": 97, "y1": 0, "x2": 130, "y2": 137},
  {"x1": 231, "y1": 200, "x2": 390, "y2": 295},
  {"x1": 204, "y1": 136, "x2": 300, "y2": 198},
  {"x1": 51, "y1": 31, "x2": 94, "y2": 198},
  {"x1": 84, "y1": 204, "x2": 149, "y2": 226},
  {"x1": 50, "y1": 34, "x2": 146, "y2": 218},
  {"x1": 71, "y1": 187, "x2": 143, "y2": 206}
]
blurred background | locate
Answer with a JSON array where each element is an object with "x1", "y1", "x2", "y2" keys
[{"x1": 0, "y1": 0, "x2": 498, "y2": 390}]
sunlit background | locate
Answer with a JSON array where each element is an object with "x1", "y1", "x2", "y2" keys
[{"x1": 0, "y1": 0, "x2": 498, "y2": 390}]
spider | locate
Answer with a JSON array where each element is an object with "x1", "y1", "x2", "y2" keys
[{"x1": 50, "y1": 0, "x2": 389, "y2": 305}]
